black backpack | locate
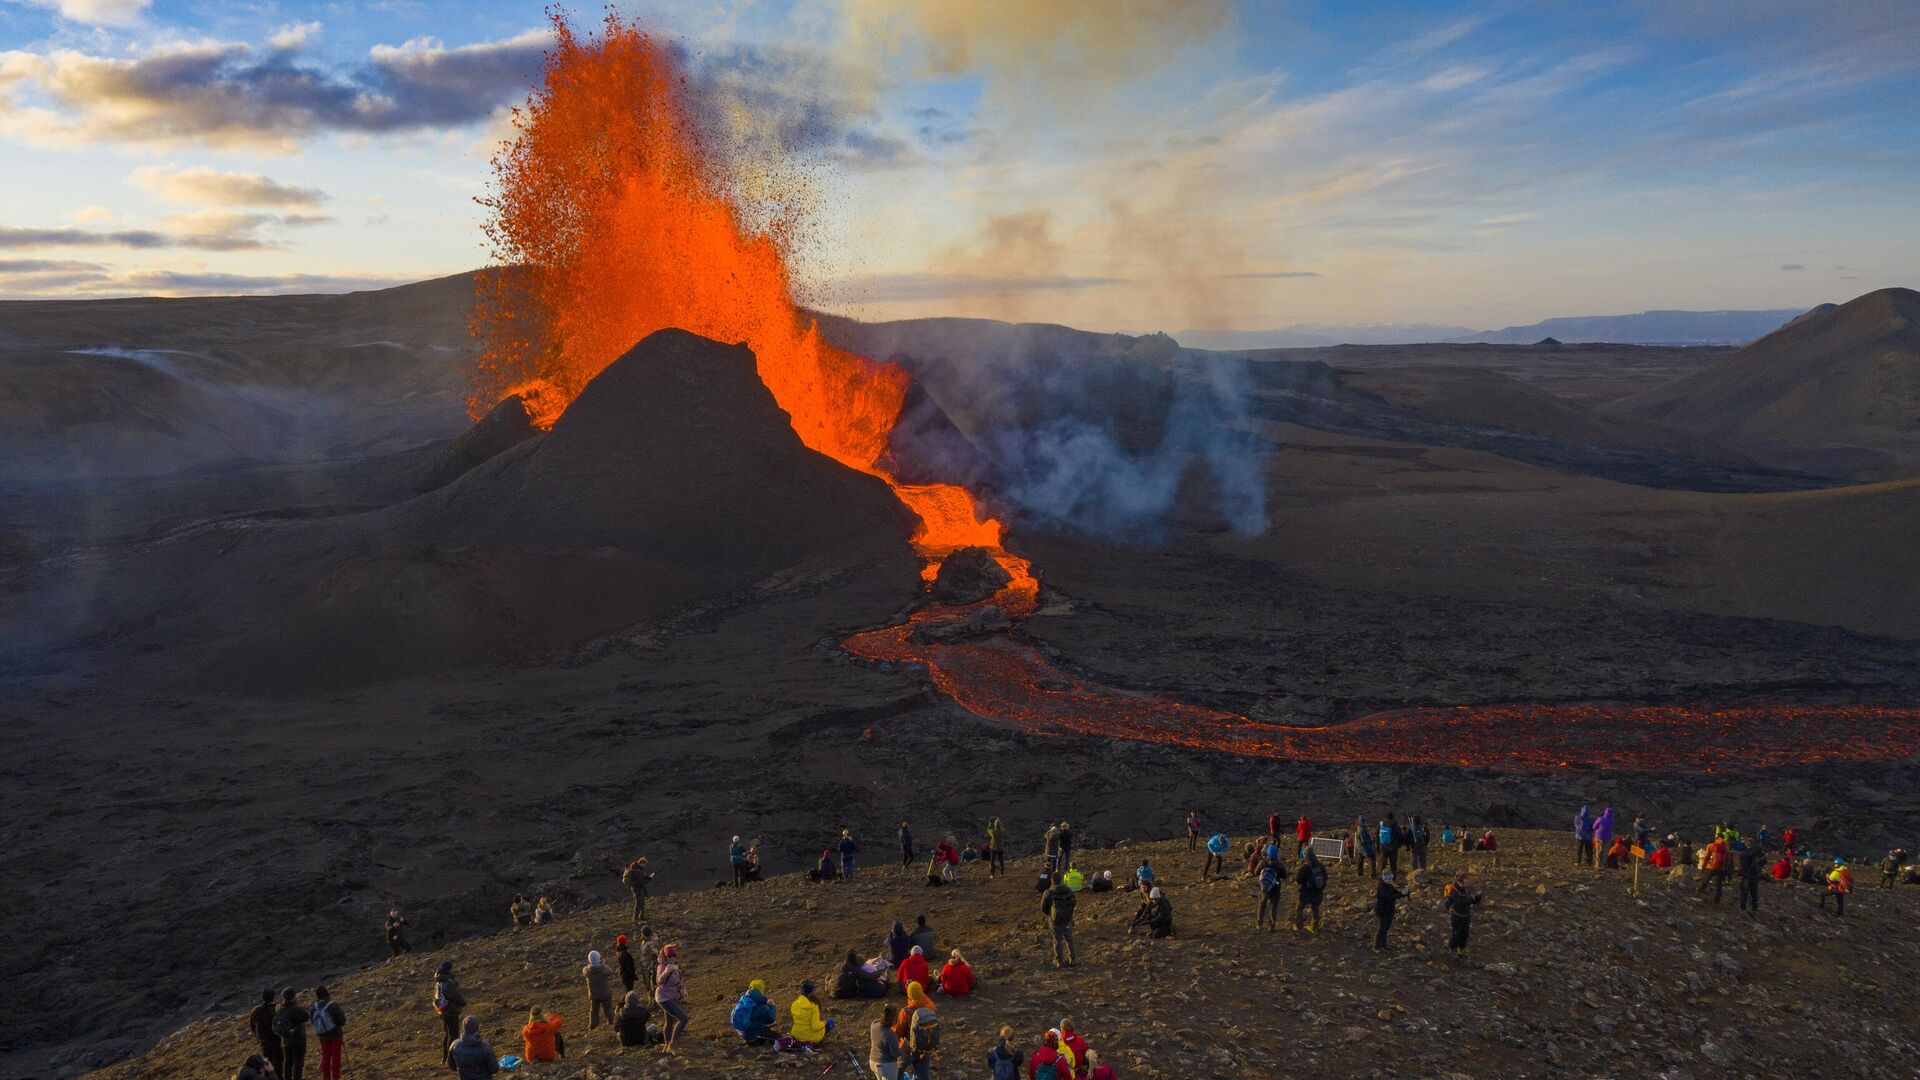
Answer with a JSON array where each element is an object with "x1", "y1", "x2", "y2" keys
[{"x1": 910, "y1": 1007, "x2": 940, "y2": 1052}]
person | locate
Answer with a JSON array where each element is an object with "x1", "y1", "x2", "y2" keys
[
  {"x1": 1373, "y1": 872, "x2": 1409, "y2": 952},
  {"x1": 899, "y1": 822, "x2": 915, "y2": 868},
  {"x1": 1044, "y1": 823, "x2": 1062, "y2": 874},
  {"x1": 986, "y1": 1025, "x2": 1023, "y2": 1080},
  {"x1": 1378, "y1": 814, "x2": 1401, "y2": 874},
  {"x1": 730, "y1": 835, "x2": 749, "y2": 887},
  {"x1": 622, "y1": 858, "x2": 653, "y2": 923},
  {"x1": 1295, "y1": 847, "x2": 1328, "y2": 932},
  {"x1": 434, "y1": 960, "x2": 466, "y2": 1066},
  {"x1": 1634, "y1": 813, "x2": 1654, "y2": 851},
  {"x1": 509, "y1": 895, "x2": 533, "y2": 928},
  {"x1": 610, "y1": 934, "x2": 639, "y2": 996},
  {"x1": 936, "y1": 834, "x2": 962, "y2": 883},
  {"x1": 1355, "y1": 818, "x2": 1378, "y2": 877},
  {"x1": 910, "y1": 915, "x2": 936, "y2": 957},
  {"x1": 582, "y1": 950, "x2": 617, "y2": 1031},
  {"x1": 249, "y1": 989, "x2": 284, "y2": 1076},
  {"x1": 385, "y1": 909, "x2": 411, "y2": 957},
  {"x1": 1042, "y1": 873, "x2": 1077, "y2": 967},
  {"x1": 309, "y1": 986, "x2": 346, "y2": 1080},
  {"x1": 897, "y1": 946, "x2": 930, "y2": 992},
  {"x1": 1034, "y1": 869, "x2": 1054, "y2": 894},
  {"x1": 1770, "y1": 853, "x2": 1793, "y2": 881},
  {"x1": 1799, "y1": 857, "x2": 1820, "y2": 886},
  {"x1": 870, "y1": 1002, "x2": 903, "y2": 1080},
  {"x1": 1651, "y1": 838, "x2": 1675, "y2": 869},
  {"x1": 1409, "y1": 815, "x2": 1430, "y2": 871},
  {"x1": 903, "y1": 983, "x2": 940, "y2": 1080},
  {"x1": 1241, "y1": 840, "x2": 1261, "y2": 878},
  {"x1": 636, "y1": 925, "x2": 659, "y2": 995},
  {"x1": 962, "y1": 842, "x2": 981, "y2": 864},
  {"x1": 236, "y1": 1053, "x2": 276, "y2": 1080},
  {"x1": 742, "y1": 843, "x2": 764, "y2": 883},
  {"x1": 939, "y1": 949, "x2": 975, "y2": 996},
  {"x1": 1203, "y1": 833, "x2": 1229, "y2": 880},
  {"x1": 1782, "y1": 826, "x2": 1797, "y2": 854},
  {"x1": 1440, "y1": 823, "x2": 1456, "y2": 848},
  {"x1": 813, "y1": 848, "x2": 840, "y2": 883},
  {"x1": 1135, "y1": 858, "x2": 1156, "y2": 893},
  {"x1": 1186, "y1": 810, "x2": 1201, "y2": 849},
  {"x1": 1737, "y1": 841, "x2": 1766, "y2": 912},
  {"x1": 1268, "y1": 810, "x2": 1283, "y2": 839},
  {"x1": 1697, "y1": 834, "x2": 1731, "y2": 903},
  {"x1": 1058, "y1": 821, "x2": 1075, "y2": 869},
  {"x1": 1881, "y1": 849, "x2": 1904, "y2": 890},
  {"x1": 1574, "y1": 805, "x2": 1595, "y2": 867},
  {"x1": 1296, "y1": 815, "x2": 1313, "y2": 857},
  {"x1": 1822, "y1": 859, "x2": 1853, "y2": 916},
  {"x1": 1257, "y1": 857, "x2": 1283, "y2": 930},
  {"x1": 1044, "y1": 1029, "x2": 1079, "y2": 1078},
  {"x1": 1443, "y1": 874, "x2": 1483, "y2": 958},
  {"x1": 532, "y1": 897, "x2": 555, "y2": 925},
  {"x1": 790, "y1": 981, "x2": 833, "y2": 1047},
  {"x1": 616, "y1": 991, "x2": 651, "y2": 1048},
  {"x1": 1085, "y1": 1048, "x2": 1116, "y2": 1080},
  {"x1": 1131, "y1": 887, "x2": 1174, "y2": 938},
  {"x1": 1593, "y1": 807, "x2": 1616, "y2": 868},
  {"x1": 447, "y1": 1016, "x2": 499, "y2": 1080},
  {"x1": 1605, "y1": 836, "x2": 1629, "y2": 869},
  {"x1": 1063, "y1": 865, "x2": 1086, "y2": 892},
  {"x1": 730, "y1": 980, "x2": 776, "y2": 1044},
  {"x1": 1030, "y1": 1030, "x2": 1066, "y2": 1080},
  {"x1": 273, "y1": 988, "x2": 308, "y2": 1080},
  {"x1": 886, "y1": 920, "x2": 914, "y2": 966},
  {"x1": 1088, "y1": 869, "x2": 1115, "y2": 893},
  {"x1": 840, "y1": 828, "x2": 860, "y2": 880},
  {"x1": 655, "y1": 943, "x2": 689, "y2": 1052},
  {"x1": 521, "y1": 1006, "x2": 565, "y2": 1062},
  {"x1": 987, "y1": 816, "x2": 1008, "y2": 877},
  {"x1": 1474, "y1": 830, "x2": 1499, "y2": 867}
]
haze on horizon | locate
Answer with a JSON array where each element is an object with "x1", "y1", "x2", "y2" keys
[{"x1": 0, "y1": 0, "x2": 1915, "y2": 332}]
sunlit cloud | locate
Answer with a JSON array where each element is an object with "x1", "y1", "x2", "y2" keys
[{"x1": 130, "y1": 166, "x2": 328, "y2": 207}]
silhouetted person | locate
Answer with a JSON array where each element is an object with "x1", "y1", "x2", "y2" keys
[
  {"x1": 385, "y1": 909, "x2": 411, "y2": 957},
  {"x1": 248, "y1": 988, "x2": 284, "y2": 1075},
  {"x1": 435, "y1": 960, "x2": 467, "y2": 1065},
  {"x1": 1373, "y1": 873, "x2": 1409, "y2": 951},
  {"x1": 1042, "y1": 873, "x2": 1077, "y2": 967},
  {"x1": 273, "y1": 988, "x2": 308, "y2": 1080}
]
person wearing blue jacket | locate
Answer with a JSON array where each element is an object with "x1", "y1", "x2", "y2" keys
[
  {"x1": 838, "y1": 829, "x2": 858, "y2": 881},
  {"x1": 1136, "y1": 858, "x2": 1156, "y2": 893},
  {"x1": 1378, "y1": 814, "x2": 1401, "y2": 875},
  {"x1": 1203, "y1": 833, "x2": 1229, "y2": 881},
  {"x1": 1353, "y1": 818, "x2": 1378, "y2": 878},
  {"x1": 1573, "y1": 806, "x2": 1595, "y2": 867},
  {"x1": 730, "y1": 836, "x2": 749, "y2": 887},
  {"x1": 729, "y1": 980, "x2": 776, "y2": 1044}
]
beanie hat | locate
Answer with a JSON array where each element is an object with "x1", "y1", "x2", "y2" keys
[
  {"x1": 463, "y1": 1016, "x2": 480, "y2": 1035},
  {"x1": 749, "y1": 979, "x2": 766, "y2": 993},
  {"x1": 801, "y1": 980, "x2": 816, "y2": 995},
  {"x1": 587, "y1": 950, "x2": 602, "y2": 966},
  {"x1": 616, "y1": 934, "x2": 629, "y2": 946}
]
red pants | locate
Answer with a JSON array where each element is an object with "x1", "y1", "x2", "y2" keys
[{"x1": 319, "y1": 1038, "x2": 343, "y2": 1079}]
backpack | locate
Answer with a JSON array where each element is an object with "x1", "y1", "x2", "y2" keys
[
  {"x1": 310, "y1": 1003, "x2": 338, "y2": 1037},
  {"x1": 1412, "y1": 824, "x2": 1429, "y2": 846},
  {"x1": 1035, "y1": 1057, "x2": 1060, "y2": 1080},
  {"x1": 433, "y1": 981, "x2": 449, "y2": 1014},
  {"x1": 989, "y1": 1047, "x2": 1019, "y2": 1080},
  {"x1": 1378, "y1": 823, "x2": 1394, "y2": 848},
  {"x1": 272, "y1": 1009, "x2": 297, "y2": 1039},
  {"x1": 909, "y1": 1007, "x2": 940, "y2": 1052}
]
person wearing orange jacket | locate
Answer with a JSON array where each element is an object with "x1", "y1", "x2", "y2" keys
[
  {"x1": 937, "y1": 949, "x2": 975, "y2": 996},
  {"x1": 1696, "y1": 835, "x2": 1731, "y2": 904},
  {"x1": 1821, "y1": 859, "x2": 1854, "y2": 916},
  {"x1": 521, "y1": 1006, "x2": 564, "y2": 1062},
  {"x1": 896, "y1": 946, "x2": 930, "y2": 993}
]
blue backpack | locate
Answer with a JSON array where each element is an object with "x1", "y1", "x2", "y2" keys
[{"x1": 1379, "y1": 823, "x2": 1394, "y2": 848}]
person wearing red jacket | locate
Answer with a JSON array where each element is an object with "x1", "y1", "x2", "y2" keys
[
  {"x1": 1028, "y1": 1032, "x2": 1064, "y2": 1080},
  {"x1": 937, "y1": 949, "x2": 974, "y2": 996},
  {"x1": 896, "y1": 947, "x2": 929, "y2": 992},
  {"x1": 1782, "y1": 826, "x2": 1797, "y2": 854},
  {"x1": 1085, "y1": 1048, "x2": 1116, "y2": 1080},
  {"x1": 1650, "y1": 841, "x2": 1674, "y2": 869},
  {"x1": 1295, "y1": 816, "x2": 1312, "y2": 857},
  {"x1": 1058, "y1": 1020, "x2": 1089, "y2": 1075},
  {"x1": 1267, "y1": 812, "x2": 1282, "y2": 838}
]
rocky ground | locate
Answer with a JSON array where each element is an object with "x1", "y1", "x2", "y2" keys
[{"x1": 89, "y1": 830, "x2": 1920, "y2": 1080}]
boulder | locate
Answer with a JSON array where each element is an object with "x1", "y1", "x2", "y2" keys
[
  {"x1": 414, "y1": 393, "x2": 539, "y2": 493},
  {"x1": 932, "y1": 546, "x2": 1013, "y2": 605},
  {"x1": 911, "y1": 605, "x2": 1013, "y2": 644}
]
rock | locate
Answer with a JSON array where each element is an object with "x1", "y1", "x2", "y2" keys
[
  {"x1": 1620, "y1": 937, "x2": 1648, "y2": 959},
  {"x1": 911, "y1": 606, "x2": 1013, "y2": 643},
  {"x1": 931, "y1": 546, "x2": 1014, "y2": 605},
  {"x1": 415, "y1": 393, "x2": 539, "y2": 493}
]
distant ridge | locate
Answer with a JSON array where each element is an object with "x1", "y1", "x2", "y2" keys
[{"x1": 1457, "y1": 307, "x2": 1809, "y2": 346}]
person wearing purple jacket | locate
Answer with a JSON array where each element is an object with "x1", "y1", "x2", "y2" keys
[
  {"x1": 1592, "y1": 808, "x2": 1615, "y2": 869},
  {"x1": 1573, "y1": 806, "x2": 1595, "y2": 867}
]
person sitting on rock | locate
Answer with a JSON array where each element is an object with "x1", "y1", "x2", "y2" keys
[
  {"x1": 896, "y1": 946, "x2": 930, "y2": 993},
  {"x1": 938, "y1": 949, "x2": 975, "y2": 996},
  {"x1": 1650, "y1": 838, "x2": 1675, "y2": 869},
  {"x1": 1088, "y1": 870, "x2": 1115, "y2": 893},
  {"x1": 924, "y1": 851, "x2": 947, "y2": 887},
  {"x1": 510, "y1": 895, "x2": 533, "y2": 929},
  {"x1": 729, "y1": 980, "x2": 776, "y2": 1045},
  {"x1": 1063, "y1": 866, "x2": 1086, "y2": 892},
  {"x1": 616, "y1": 991, "x2": 651, "y2": 1048},
  {"x1": 910, "y1": 915, "x2": 936, "y2": 956},
  {"x1": 886, "y1": 920, "x2": 913, "y2": 965},
  {"x1": 235, "y1": 1054, "x2": 275, "y2": 1080},
  {"x1": 789, "y1": 981, "x2": 833, "y2": 1048},
  {"x1": 1605, "y1": 836, "x2": 1629, "y2": 869},
  {"x1": 1770, "y1": 854, "x2": 1793, "y2": 881},
  {"x1": 1475, "y1": 830, "x2": 1500, "y2": 866},
  {"x1": 810, "y1": 848, "x2": 838, "y2": 883},
  {"x1": 743, "y1": 843, "x2": 764, "y2": 883},
  {"x1": 447, "y1": 1017, "x2": 498, "y2": 1080},
  {"x1": 521, "y1": 1006, "x2": 564, "y2": 1062},
  {"x1": 834, "y1": 949, "x2": 889, "y2": 999},
  {"x1": 1129, "y1": 887, "x2": 1174, "y2": 938},
  {"x1": 532, "y1": 897, "x2": 555, "y2": 925}
]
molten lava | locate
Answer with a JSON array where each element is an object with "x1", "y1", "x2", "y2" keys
[{"x1": 470, "y1": 10, "x2": 1029, "y2": 589}]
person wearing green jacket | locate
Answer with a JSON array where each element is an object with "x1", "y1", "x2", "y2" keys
[{"x1": 986, "y1": 817, "x2": 1008, "y2": 877}]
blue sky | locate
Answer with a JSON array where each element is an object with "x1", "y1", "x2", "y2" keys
[{"x1": 1, "y1": 0, "x2": 1915, "y2": 330}]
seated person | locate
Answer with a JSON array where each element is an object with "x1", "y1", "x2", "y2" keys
[
  {"x1": 729, "y1": 980, "x2": 776, "y2": 1044},
  {"x1": 1088, "y1": 870, "x2": 1115, "y2": 893},
  {"x1": 616, "y1": 991, "x2": 651, "y2": 1048},
  {"x1": 521, "y1": 1006, "x2": 564, "y2": 1062},
  {"x1": 808, "y1": 849, "x2": 837, "y2": 883},
  {"x1": 788, "y1": 982, "x2": 833, "y2": 1047},
  {"x1": 833, "y1": 950, "x2": 888, "y2": 999},
  {"x1": 938, "y1": 949, "x2": 975, "y2": 996},
  {"x1": 743, "y1": 846, "x2": 764, "y2": 883},
  {"x1": 896, "y1": 946, "x2": 930, "y2": 992}
]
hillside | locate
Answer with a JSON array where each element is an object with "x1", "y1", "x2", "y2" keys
[
  {"x1": 1609, "y1": 288, "x2": 1920, "y2": 479},
  {"x1": 1459, "y1": 307, "x2": 1806, "y2": 346},
  {"x1": 91, "y1": 829, "x2": 1919, "y2": 1079}
]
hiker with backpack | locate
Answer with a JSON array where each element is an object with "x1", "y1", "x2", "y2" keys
[
  {"x1": 1202, "y1": 832, "x2": 1229, "y2": 881},
  {"x1": 1295, "y1": 846, "x2": 1328, "y2": 932},
  {"x1": 622, "y1": 858, "x2": 653, "y2": 922},
  {"x1": 1697, "y1": 834, "x2": 1731, "y2": 903},
  {"x1": 584, "y1": 950, "x2": 617, "y2": 1031},
  {"x1": 730, "y1": 836, "x2": 749, "y2": 887},
  {"x1": 1372, "y1": 872, "x2": 1410, "y2": 952},
  {"x1": 446, "y1": 1017, "x2": 499, "y2": 1080},
  {"x1": 986, "y1": 1025, "x2": 1024, "y2": 1080},
  {"x1": 1029, "y1": 1031, "x2": 1068, "y2": 1080},
  {"x1": 1378, "y1": 815, "x2": 1401, "y2": 875},
  {"x1": 655, "y1": 944, "x2": 689, "y2": 1053},
  {"x1": 433, "y1": 960, "x2": 466, "y2": 1065},
  {"x1": 1257, "y1": 857, "x2": 1284, "y2": 930},
  {"x1": 309, "y1": 987, "x2": 345, "y2": 1080},
  {"x1": 870, "y1": 1002, "x2": 904, "y2": 1079},
  {"x1": 903, "y1": 983, "x2": 940, "y2": 1079},
  {"x1": 248, "y1": 989, "x2": 284, "y2": 1076},
  {"x1": 1443, "y1": 873, "x2": 1483, "y2": 958},
  {"x1": 840, "y1": 828, "x2": 860, "y2": 880},
  {"x1": 385, "y1": 909, "x2": 410, "y2": 957},
  {"x1": 273, "y1": 988, "x2": 308, "y2": 1080},
  {"x1": 521, "y1": 1006, "x2": 565, "y2": 1061},
  {"x1": 1822, "y1": 859, "x2": 1853, "y2": 916},
  {"x1": 729, "y1": 980, "x2": 776, "y2": 1044},
  {"x1": 1409, "y1": 816, "x2": 1431, "y2": 871},
  {"x1": 1042, "y1": 872, "x2": 1078, "y2": 967}
]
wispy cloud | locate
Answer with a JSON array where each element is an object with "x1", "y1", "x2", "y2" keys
[
  {"x1": 843, "y1": 271, "x2": 1122, "y2": 302},
  {"x1": 6, "y1": 0, "x2": 149, "y2": 27},
  {"x1": 131, "y1": 166, "x2": 328, "y2": 207},
  {"x1": 1219, "y1": 270, "x2": 1320, "y2": 279}
]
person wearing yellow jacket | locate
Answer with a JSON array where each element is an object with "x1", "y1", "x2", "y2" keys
[
  {"x1": 1822, "y1": 859, "x2": 1854, "y2": 917},
  {"x1": 789, "y1": 981, "x2": 834, "y2": 1046}
]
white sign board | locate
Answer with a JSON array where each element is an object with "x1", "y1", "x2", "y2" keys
[{"x1": 1309, "y1": 836, "x2": 1345, "y2": 860}]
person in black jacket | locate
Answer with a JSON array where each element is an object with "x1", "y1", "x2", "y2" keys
[
  {"x1": 1409, "y1": 816, "x2": 1431, "y2": 871},
  {"x1": 1373, "y1": 872, "x2": 1410, "y2": 952},
  {"x1": 1129, "y1": 887, "x2": 1175, "y2": 938},
  {"x1": 616, "y1": 935, "x2": 638, "y2": 995},
  {"x1": 273, "y1": 988, "x2": 308, "y2": 1080},
  {"x1": 899, "y1": 822, "x2": 915, "y2": 869},
  {"x1": 1442, "y1": 874, "x2": 1483, "y2": 957},
  {"x1": 1738, "y1": 842, "x2": 1767, "y2": 912},
  {"x1": 435, "y1": 960, "x2": 467, "y2": 1065},
  {"x1": 235, "y1": 1054, "x2": 277, "y2": 1080},
  {"x1": 833, "y1": 950, "x2": 887, "y2": 999},
  {"x1": 248, "y1": 988, "x2": 284, "y2": 1075},
  {"x1": 1041, "y1": 874, "x2": 1077, "y2": 967},
  {"x1": 1294, "y1": 848, "x2": 1329, "y2": 932},
  {"x1": 385, "y1": 909, "x2": 411, "y2": 957},
  {"x1": 1380, "y1": 813, "x2": 1402, "y2": 874}
]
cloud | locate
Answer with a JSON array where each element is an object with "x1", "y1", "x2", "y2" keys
[
  {"x1": 845, "y1": 271, "x2": 1121, "y2": 301},
  {"x1": 1779, "y1": 263, "x2": 1804, "y2": 271},
  {"x1": 1219, "y1": 270, "x2": 1320, "y2": 279},
  {"x1": 7, "y1": 0, "x2": 149, "y2": 27},
  {"x1": 68, "y1": 204, "x2": 113, "y2": 223},
  {"x1": 268, "y1": 21, "x2": 323, "y2": 51},
  {"x1": 0, "y1": 210, "x2": 326, "y2": 251},
  {"x1": 130, "y1": 165, "x2": 328, "y2": 207},
  {"x1": 1420, "y1": 66, "x2": 1488, "y2": 91},
  {"x1": 0, "y1": 28, "x2": 551, "y2": 151},
  {"x1": 0, "y1": 257, "x2": 105, "y2": 272},
  {"x1": 0, "y1": 225, "x2": 173, "y2": 249},
  {"x1": 0, "y1": 264, "x2": 416, "y2": 298},
  {"x1": 1481, "y1": 212, "x2": 1537, "y2": 225}
]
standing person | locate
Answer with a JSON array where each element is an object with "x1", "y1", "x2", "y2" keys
[
  {"x1": 1822, "y1": 859, "x2": 1853, "y2": 916},
  {"x1": 987, "y1": 816, "x2": 1008, "y2": 877},
  {"x1": 1634, "y1": 813, "x2": 1654, "y2": 851},
  {"x1": 616, "y1": 934, "x2": 638, "y2": 995},
  {"x1": 655, "y1": 943, "x2": 689, "y2": 1053},
  {"x1": 434, "y1": 961, "x2": 466, "y2": 1065},
  {"x1": 1442, "y1": 874, "x2": 1483, "y2": 958},
  {"x1": 1372, "y1": 872, "x2": 1409, "y2": 952},
  {"x1": 446, "y1": 1017, "x2": 498, "y2": 1080},
  {"x1": 899, "y1": 822, "x2": 915, "y2": 869},
  {"x1": 1042, "y1": 872, "x2": 1078, "y2": 968},
  {"x1": 1737, "y1": 841, "x2": 1766, "y2": 913},
  {"x1": 249, "y1": 989, "x2": 284, "y2": 1076},
  {"x1": 636, "y1": 925, "x2": 659, "y2": 995},
  {"x1": 870, "y1": 1002, "x2": 903, "y2": 1080},
  {"x1": 1781, "y1": 826, "x2": 1797, "y2": 854},
  {"x1": 584, "y1": 950, "x2": 617, "y2": 1031},
  {"x1": 1574, "y1": 806, "x2": 1595, "y2": 867},
  {"x1": 1354, "y1": 818, "x2": 1378, "y2": 878},
  {"x1": 1409, "y1": 816, "x2": 1431, "y2": 872},
  {"x1": 1203, "y1": 832, "x2": 1229, "y2": 881},
  {"x1": 622, "y1": 858, "x2": 653, "y2": 923},
  {"x1": 730, "y1": 836, "x2": 749, "y2": 887},
  {"x1": 1267, "y1": 810, "x2": 1283, "y2": 839},
  {"x1": 273, "y1": 989, "x2": 308, "y2": 1080},
  {"x1": 1294, "y1": 847, "x2": 1328, "y2": 932},
  {"x1": 985, "y1": 1025, "x2": 1023, "y2": 1080},
  {"x1": 309, "y1": 987, "x2": 345, "y2": 1080},
  {"x1": 1057, "y1": 822, "x2": 1075, "y2": 871},
  {"x1": 1697, "y1": 834, "x2": 1731, "y2": 903},
  {"x1": 385, "y1": 909, "x2": 411, "y2": 957},
  {"x1": 904, "y1": 984, "x2": 940, "y2": 1080},
  {"x1": 1592, "y1": 807, "x2": 1616, "y2": 869},
  {"x1": 840, "y1": 828, "x2": 860, "y2": 881},
  {"x1": 1378, "y1": 815, "x2": 1400, "y2": 875},
  {"x1": 1296, "y1": 815, "x2": 1313, "y2": 858},
  {"x1": 1186, "y1": 810, "x2": 1202, "y2": 849},
  {"x1": 1044, "y1": 823, "x2": 1062, "y2": 875},
  {"x1": 1256, "y1": 858, "x2": 1283, "y2": 930},
  {"x1": 1880, "y1": 849, "x2": 1906, "y2": 890}
]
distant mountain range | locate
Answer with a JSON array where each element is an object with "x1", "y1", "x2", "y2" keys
[{"x1": 1178, "y1": 307, "x2": 1813, "y2": 349}]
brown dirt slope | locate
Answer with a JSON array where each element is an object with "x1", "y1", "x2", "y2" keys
[
  {"x1": 90, "y1": 830, "x2": 1919, "y2": 1080},
  {"x1": 1608, "y1": 287, "x2": 1920, "y2": 479}
]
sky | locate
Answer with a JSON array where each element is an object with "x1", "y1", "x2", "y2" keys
[{"x1": 1, "y1": 0, "x2": 1916, "y2": 331}]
